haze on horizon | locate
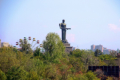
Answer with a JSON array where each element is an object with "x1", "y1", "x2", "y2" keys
[{"x1": 0, "y1": 0, "x2": 120, "y2": 50}]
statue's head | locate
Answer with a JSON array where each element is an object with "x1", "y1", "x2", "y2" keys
[{"x1": 62, "y1": 19, "x2": 65, "y2": 23}]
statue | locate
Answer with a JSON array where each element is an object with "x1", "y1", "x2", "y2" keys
[{"x1": 59, "y1": 19, "x2": 71, "y2": 43}]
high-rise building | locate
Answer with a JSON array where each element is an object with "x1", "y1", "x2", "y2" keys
[
  {"x1": 91, "y1": 44, "x2": 103, "y2": 52},
  {"x1": 91, "y1": 44, "x2": 114, "y2": 54},
  {"x1": 91, "y1": 45, "x2": 95, "y2": 52},
  {"x1": 103, "y1": 49, "x2": 111, "y2": 54}
]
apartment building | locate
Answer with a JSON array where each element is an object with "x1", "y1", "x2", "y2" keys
[
  {"x1": 91, "y1": 44, "x2": 115, "y2": 54},
  {"x1": 91, "y1": 44, "x2": 103, "y2": 52},
  {"x1": 0, "y1": 39, "x2": 10, "y2": 47},
  {"x1": 1, "y1": 42, "x2": 10, "y2": 47}
]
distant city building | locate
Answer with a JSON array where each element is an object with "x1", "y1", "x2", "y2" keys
[
  {"x1": 72, "y1": 47, "x2": 76, "y2": 51},
  {"x1": 91, "y1": 44, "x2": 116, "y2": 54},
  {"x1": 117, "y1": 49, "x2": 119, "y2": 53},
  {"x1": 1, "y1": 42, "x2": 10, "y2": 47},
  {"x1": 103, "y1": 47, "x2": 107, "y2": 49},
  {"x1": 91, "y1": 44, "x2": 103, "y2": 52},
  {"x1": 0, "y1": 39, "x2": 10, "y2": 48},
  {"x1": 103, "y1": 49, "x2": 111, "y2": 54},
  {"x1": 91, "y1": 45, "x2": 95, "y2": 52}
]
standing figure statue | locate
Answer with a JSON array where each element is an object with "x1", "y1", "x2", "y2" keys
[{"x1": 59, "y1": 19, "x2": 71, "y2": 43}]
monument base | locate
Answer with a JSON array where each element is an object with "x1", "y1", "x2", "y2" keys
[
  {"x1": 63, "y1": 43, "x2": 73, "y2": 53},
  {"x1": 62, "y1": 40, "x2": 68, "y2": 43},
  {"x1": 65, "y1": 46, "x2": 73, "y2": 53}
]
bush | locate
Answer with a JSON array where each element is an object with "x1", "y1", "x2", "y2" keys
[
  {"x1": 94, "y1": 69, "x2": 104, "y2": 78},
  {"x1": 7, "y1": 66, "x2": 28, "y2": 80},
  {"x1": 85, "y1": 71, "x2": 100, "y2": 80},
  {"x1": 0, "y1": 69, "x2": 6, "y2": 80}
]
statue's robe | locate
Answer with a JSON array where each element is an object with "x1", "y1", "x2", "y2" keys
[{"x1": 60, "y1": 23, "x2": 66, "y2": 41}]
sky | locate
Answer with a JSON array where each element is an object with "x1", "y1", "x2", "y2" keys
[{"x1": 0, "y1": 0, "x2": 120, "y2": 50}]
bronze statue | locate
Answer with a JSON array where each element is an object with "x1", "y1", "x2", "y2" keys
[{"x1": 59, "y1": 19, "x2": 71, "y2": 43}]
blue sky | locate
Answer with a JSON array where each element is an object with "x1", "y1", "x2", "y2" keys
[{"x1": 0, "y1": 0, "x2": 120, "y2": 50}]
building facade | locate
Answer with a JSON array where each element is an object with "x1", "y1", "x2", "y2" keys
[
  {"x1": 91, "y1": 44, "x2": 116, "y2": 54},
  {"x1": 0, "y1": 39, "x2": 10, "y2": 47},
  {"x1": 91, "y1": 44, "x2": 103, "y2": 52},
  {"x1": 91, "y1": 45, "x2": 95, "y2": 52},
  {"x1": 103, "y1": 49, "x2": 111, "y2": 54},
  {"x1": 1, "y1": 42, "x2": 10, "y2": 47}
]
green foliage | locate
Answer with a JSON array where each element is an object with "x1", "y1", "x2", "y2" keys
[
  {"x1": 70, "y1": 49, "x2": 82, "y2": 57},
  {"x1": 28, "y1": 71, "x2": 39, "y2": 80},
  {"x1": 94, "y1": 69, "x2": 104, "y2": 78},
  {"x1": 67, "y1": 74, "x2": 88, "y2": 80},
  {"x1": 107, "y1": 59, "x2": 117, "y2": 66},
  {"x1": 19, "y1": 39, "x2": 33, "y2": 54},
  {"x1": 106, "y1": 76, "x2": 113, "y2": 80},
  {"x1": 69, "y1": 56, "x2": 83, "y2": 73},
  {"x1": 0, "y1": 47, "x2": 20, "y2": 73},
  {"x1": 85, "y1": 71, "x2": 100, "y2": 80},
  {"x1": 0, "y1": 69, "x2": 6, "y2": 80},
  {"x1": 97, "y1": 59, "x2": 108, "y2": 66},
  {"x1": 78, "y1": 74, "x2": 88, "y2": 80},
  {"x1": 98, "y1": 54, "x2": 117, "y2": 61},
  {"x1": 7, "y1": 66, "x2": 28, "y2": 80},
  {"x1": 33, "y1": 47, "x2": 42, "y2": 57},
  {"x1": 43, "y1": 32, "x2": 65, "y2": 61},
  {"x1": 70, "y1": 67, "x2": 76, "y2": 74},
  {"x1": 109, "y1": 51, "x2": 117, "y2": 57},
  {"x1": 12, "y1": 47, "x2": 18, "y2": 53},
  {"x1": 0, "y1": 35, "x2": 112, "y2": 80},
  {"x1": 94, "y1": 49, "x2": 103, "y2": 57}
]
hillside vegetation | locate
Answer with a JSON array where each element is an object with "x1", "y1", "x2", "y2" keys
[{"x1": 0, "y1": 32, "x2": 117, "y2": 80}]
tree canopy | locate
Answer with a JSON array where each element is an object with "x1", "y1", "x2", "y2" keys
[{"x1": 42, "y1": 32, "x2": 65, "y2": 59}]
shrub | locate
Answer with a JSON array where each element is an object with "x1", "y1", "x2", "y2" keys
[{"x1": 0, "y1": 69, "x2": 6, "y2": 80}]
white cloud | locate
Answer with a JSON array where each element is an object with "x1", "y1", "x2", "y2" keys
[{"x1": 108, "y1": 24, "x2": 120, "y2": 31}]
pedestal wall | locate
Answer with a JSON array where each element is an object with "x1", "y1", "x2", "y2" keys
[
  {"x1": 65, "y1": 47, "x2": 73, "y2": 53},
  {"x1": 63, "y1": 43, "x2": 73, "y2": 53}
]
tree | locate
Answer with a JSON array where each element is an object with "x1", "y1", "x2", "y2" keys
[
  {"x1": 94, "y1": 69, "x2": 104, "y2": 78},
  {"x1": 0, "y1": 47, "x2": 20, "y2": 73},
  {"x1": 19, "y1": 38, "x2": 33, "y2": 54},
  {"x1": 94, "y1": 49, "x2": 103, "y2": 57},
  {"x1": 107, "y1": 59, "x2": 116, "y2": 66},
  {"x1": 0, "y1": 69, "x2": 6, "y2": 80},
  {"x1": 33, "y1": 47, "x2": 42, "y2": 56},
  {"x1": 85, "y1": 71, "x2": 100, "y2": 80},
  {"x1": 42, "y1": 32, "x2": 65, "y2": 59},
  {"x1": 70, "y1": 49, "x2": 82, "y2": 57},
  {"x1": 7, "y1": 66, "x2": 28, "y2": 80},
  {"x1": 98, "y1": 54, "x2": 116, "y2": 61},
  {"x1": 109, "y1": 51, "x2": 117, "y2": 57}
]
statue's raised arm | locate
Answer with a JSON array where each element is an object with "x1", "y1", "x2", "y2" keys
[
  {"x1": 66, "y1": 28, "x2": 71, "y2": 30},
  {"x1": 59, "y1": 23, "x2": 61, "y2": 29}
]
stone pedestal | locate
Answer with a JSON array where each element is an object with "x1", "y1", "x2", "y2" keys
[{"x1": 63, "y1": 43, "x2": 72, "y2": 53}]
